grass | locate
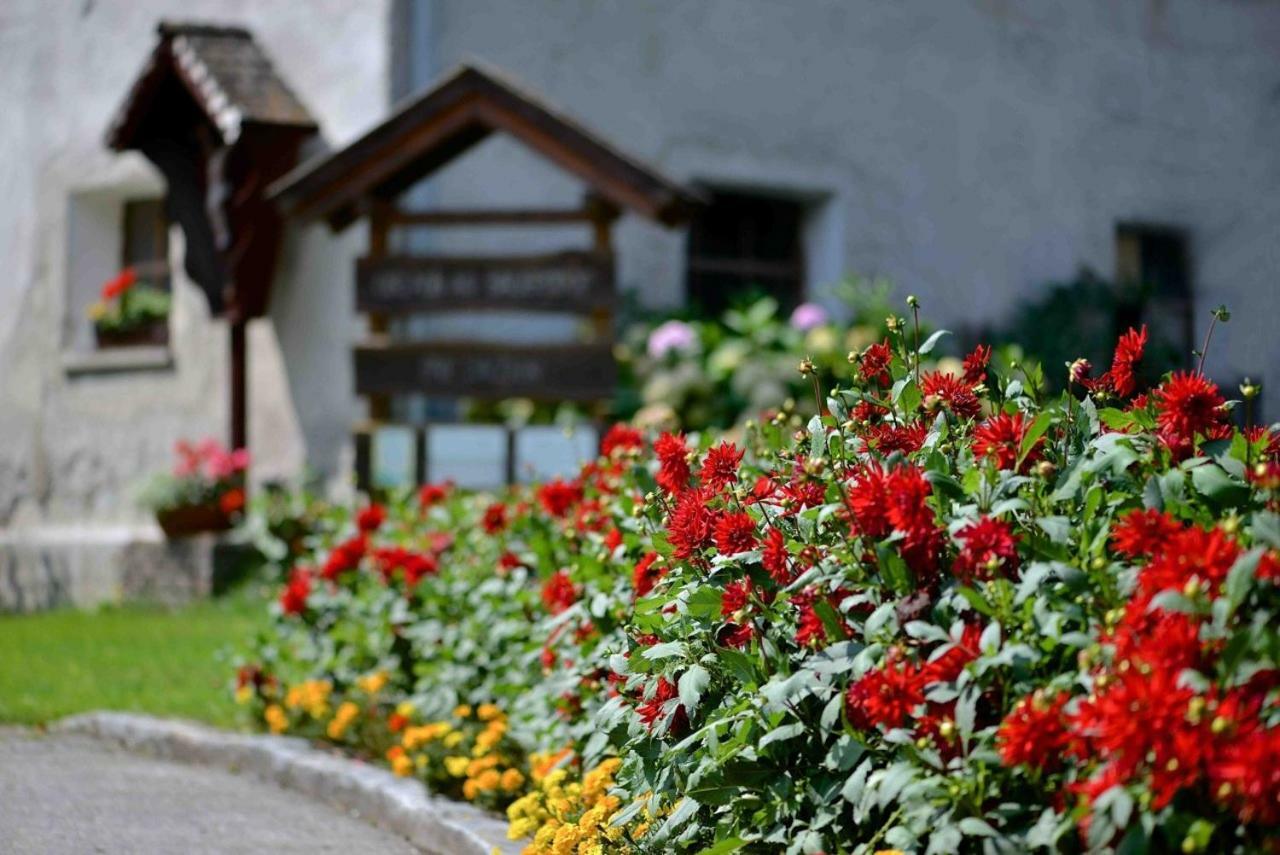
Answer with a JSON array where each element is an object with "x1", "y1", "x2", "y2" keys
[{"x1": 0, "y1": 583, "x2": 271, "y2": 728}]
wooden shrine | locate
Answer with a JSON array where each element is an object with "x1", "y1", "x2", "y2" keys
[
  {"x1": 270, "y1": 63, "x2": 701, "y2": 487},
  {"x1": 106, "y1": 22, "x2": 319, "y2": 451}
]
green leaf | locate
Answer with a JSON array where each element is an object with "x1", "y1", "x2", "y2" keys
[
  {"x1": 1255, "y1": 512, "x2": 1280, "y2": 549},
  {"x1": 678, "y1": 665, "x2": 711, "y2": 715},
  {"x1": 918, "y1": 329, "x2": 951, "y2": 355},
  {"x1": 643, "y1": 641, "x2": 687, "y2": 661},
  {"x1": 958, "y1": 817, "x2": 998, "y2": 837},
  {"x1": 1018, "y1": 411, "x2": 1054, "y2": 467},
  {"x1": 1225, "y1": 548, "x2": 1263, "y2": 613},
  {"x1": 759, "y1": 722, "x2": 805, "y2": 749},
  {"x1": 695, "y1": 838, "x2": 747, "y2": 855},
  {"x1": 1191, "y1": 463, "x2": 1249, "y2": 507}
]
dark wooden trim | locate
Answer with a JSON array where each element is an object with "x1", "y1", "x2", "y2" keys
[
  {"x1": 389, "y1": 207, "x2": 598, "y2": 226},
  {"x1": 353, "y1": 341, "x2": 616, "y2": 400},
  {"x1": 687, "y1": 256, "x2": 804, "y2": 279},
  {"x1": 355, "y1": 250, "x2": 615, "y2": 314},
  {"x1": 230, "y1": 318, "x2": 247, "y2": 452},
  {"x1": 353, "y1": 429, "x2": 372, "y2": 493}
]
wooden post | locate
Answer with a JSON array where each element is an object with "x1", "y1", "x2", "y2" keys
[{"x1": 230, "y1": 314, "x2": 248, "y2": 452}]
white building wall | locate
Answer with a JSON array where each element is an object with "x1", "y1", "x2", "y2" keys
[
  {"x1": 0, "y1": 0, "x2": 393, "y2": 526},
  {"x1": 411, "y1": 0, "x2": 1280, "y2": 406}
]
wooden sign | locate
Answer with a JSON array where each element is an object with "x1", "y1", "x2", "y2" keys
[
  {"x1": 356, "y1": 251, "x2": 614, "y2": 314},
  {"x1": 354, "y1": 342, "x2": 616, "y2": 400}
]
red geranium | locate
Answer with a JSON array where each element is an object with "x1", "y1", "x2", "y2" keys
[
  {"x1": 100, "y1": 267, "x2": 137, "y2": 301},
  {"x1": 279, "y1": 567, "x2": 312, "y2": 616}
]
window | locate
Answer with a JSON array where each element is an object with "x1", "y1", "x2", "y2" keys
[
  {"x1": 121, "y1": 198, "x2": 170, "y2": 277},
  {"x1": 686, "y1": 189, "x2": 805, "y2": 316},
  {"x1": 1115, "y1": 224, "x2": 1193, "y2": 369}
]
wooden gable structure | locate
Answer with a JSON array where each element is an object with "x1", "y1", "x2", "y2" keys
[
  {"x1": 106, "y1": 21, "x2": 319, "y2": 450},
  {"x1": 269, "y1": 63, "x2": 702, "y2": 487}
]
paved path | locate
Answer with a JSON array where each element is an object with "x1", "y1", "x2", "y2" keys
[{"x1": 0, "y1": 728, "x2": 421, "y2": 853}]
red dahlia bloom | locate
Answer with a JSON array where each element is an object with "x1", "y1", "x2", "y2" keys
[
  {"x1": 1110, "y1": 508, "x2": 1183, "y2": 558},
  {"x1": 1154, "y1": 371, "x2": 1226, "y2": 446},
  {"x1": 356, "y1": 503, "x2": 386, "y2": 533},
  {"x1": 600, "y1": 423, "x2": 644, "y2": 456},
  {"x1": 997, "y1": 690, "x2": 1072, "y2": 771},
  {"x1": 714, "y1": 511, "x2": 758, "y2": 555},
  {"x1": 636, "y1": 677, "x2": 686, "y2": 733},
  {"x1": 972, "y1": 411, "x2": 1042, "y2": 473},
  {"x1": 537, "y1": 479, "x2": 584, "y2": 518},
  {"x1": 279, "y1": 567, "x2": 312, "y2": 616},
  {"x1": 845, "y1": 463, "x2": 891, "y2": 539},
  {"x1": 761, "y1": 527, "x2": 793, "y2": 584},
  {"x1": 953, "y1": 516, "x2": 1020, "y2": 582},
  {"x1": 417, "y1": 482, "x2": 450, "y2": 508},
  {"x1": 1208, "y1": 723, "x2": 1280, "y2": 825},
  {"x1": 845, "y1": 650, "x2": 927, "y2": 730},
  {"x1": 699, "y1": 441, "x2": 744, "y2": 492},
  {"x1": 481, "y1": 502, "x2": 508, "y2": 534},
  {"x1": 720, "y1": 578, "x2": 753, "y2": 619},
  {"x1": 921, "y1": 370, "x2": 982, "y2": 420},
  {"x1": 540, "y1": 570, "x2": 577, "y2": 615},
  {"x1": 654, "y1": 432, "x2": 692, "y2": 495},
  {"x1": 667, "y1": 488, "x2": 716, "y2": 560},
  {"x1": 632, "y1": 551, "x2": 664, "y2": 598},
  {"x1": 884, "y1": 465, "x2": 944, "y2": 578},
  {"x1": 860, "y1": 340, "x2": 893, "y2": 387},
  {"x1": 793, "y1": 587, "x2": 853, "y2": 648},
  {"x1": 962, "y1": 344, "x2": 991, "y2": 385},
  {"x1": 1109, "y1": 325, "x2": 1147, "y2": 398},
  {"x1": 922, "y1": 622, "x2": 984, "y2": 684},
  {"x1": 867, "y1": 420, "x2": 929, "y2": 454},
  {"x1": 1134, "y1": 524, "x2": 1240, "y2": 603}
]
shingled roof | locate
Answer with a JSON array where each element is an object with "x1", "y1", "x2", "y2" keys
[
  {"x1": 107, "y1": 21, "x2": 316, "y2": 150},
  {"x1": 270, "y1": 63, "x2": 702, "y2": 230}
]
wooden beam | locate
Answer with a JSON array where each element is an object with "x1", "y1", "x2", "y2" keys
[{"x1": 388, "y1": 207, "x2": 597, "y2": 226}]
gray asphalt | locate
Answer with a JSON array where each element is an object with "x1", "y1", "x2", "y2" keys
[{"x1": 0, "y1": 728, "x2": 421, "y2": 853}]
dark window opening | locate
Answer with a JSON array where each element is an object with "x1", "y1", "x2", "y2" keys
[
  {"x1": 122, "y1": 198, "x2": 170, "y2": 279},
  {"x1": 1115, "y1": 224, "x2": 1193, "y2": 371},
  {"x1": 686, "y1": 190, "x2": 805, "y2": 316}
]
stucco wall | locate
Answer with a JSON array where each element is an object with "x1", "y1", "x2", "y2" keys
[
  {"x1": 411, "y1": 0, "x2": 1280, "y2": 406},
  {"x1": 0, "y1": 0, "x2": 392, "y2": 526}
]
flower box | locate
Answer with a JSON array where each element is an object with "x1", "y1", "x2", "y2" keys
[
  {"x1": 155, "y1": 502, "x2": 235, "y2": 538},
  {"x1": 93, "y1": 321, "x2": 168, "y2": 349}
]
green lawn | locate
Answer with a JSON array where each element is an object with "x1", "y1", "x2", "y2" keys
[{"x1": 0, "y1": 584, "x2": 270, "y2": 728}]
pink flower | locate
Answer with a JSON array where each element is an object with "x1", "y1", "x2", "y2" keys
[
  {"x1": 647, "y1": 320, "x2": 697, "y2": 359},
  {"x1": 789, "y1": 302, "x2": 829, "y2": 331}
]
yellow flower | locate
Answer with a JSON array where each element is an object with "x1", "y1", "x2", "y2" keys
[
  {"x1": 476, "y1": 703, "x2": 502, "y2": 721},
  {"x1": 500, "y1": 768, "x2": 525, "y2": 791},
  {"x1": 234, "y1": 685, "x2": 254, "y2": 705},
  {"x1": 356, "y1": 671, "x2": 389, "y2": 695},
  {"x1": 445, "y1": 755, "x2": 470, "y2": 777},
  {"x1": 391, "y1": 754, "x2": 413, "y2": 777},
  {"x1": 264, "y1": 704, "x2": 288, "y2": 734},
  {"x1": 326, "y1": 701, "x2": 360, "y2": 740},
  {"x1": 395, "y1": 701, "x2": 416, "y2": 718},
  {"x1": 453, "y1": 703, "x2": 473, "y2": 718},
  {"x1": 443, "y1": 731, "x2": 464, "y2": 748}
]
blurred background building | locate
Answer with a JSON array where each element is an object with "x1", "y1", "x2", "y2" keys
[{"x1": 1, "y1": 1, "x2": 1277, "y2": 554}]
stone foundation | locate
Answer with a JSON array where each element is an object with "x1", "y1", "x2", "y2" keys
[{"x1": 0, "y1": 525, "x2": 253, "y2": 612}]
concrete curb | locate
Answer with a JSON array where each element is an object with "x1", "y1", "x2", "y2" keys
[{"x1": 56, "y1": 712, "x2": 521, "y2": 855}]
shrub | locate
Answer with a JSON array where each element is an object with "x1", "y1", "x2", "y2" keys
[{"x1": 239, "y1": 312, "x2": 1280, "y2": 854}]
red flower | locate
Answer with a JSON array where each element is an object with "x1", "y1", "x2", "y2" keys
[
  {"x1": 845, "y1": 463, "x2": 891, "y2": 539},
  {"x1": 482, "y1": 502, "x2": 508, "y2": 534},
  {"x1": 356, "y1": 504, "x2": 386, "y2": 533},
  {"x1": 632, "y1": 552, "x2": 664, "y2": 598},
  {"x1": 540, "y1": 570, "x2": 577, "y2": 615},
  {"x1": 1109, "y1": 325, "x2": 1147, "y2": 398},
  {"x1": 1134, "y1": 524, "x2": 1239, "y2": 603},
  {"x1": 1110, "y1": 508, "x2": 1183, "y2": 559},
  {"x1": 417, "y1": 482, "x2": 451, "y2": 508},
  {"x1": 845, "y1": 651, "x2": 927, "y2": 730},
  {"x1": 279, "y1": 567, "x2": 312, "y2": 616},
  {"x1": 714, "y1": 511, "x2": 757, "y2": 556},
  {"x1": 867, "y1": 420, "x2": 929, "y2": 454},
  {"x1": 720, "y1": 578, "x2": 753, "y2": 619},
  {"x1": 860, "y1": 340, "x2": 893, "y2": 387},
  {"x1": 953, "y1": 516, "x2": 1020, "y2": 582},
  {"x1": 793, "y1": 587, "x2": 852, "y2": 648},
  {"x1": 1154, "y1": 371, "x2": 1226, "y2": 447},
  {"x1": 997, "y1": 690, "x2": 1072, "y2": 771},
  {"x1": 636, "y1": 677, "x2": 686, "y2": 733},
  {"x1": 922, "y1": 623, "x2": 984, "y2": 684},
  {"x1": 884, "y1": 465, "x2": 944, "y2": 578},
  {"x1": 100, "y1": 267, "x2": 137, "y2": 301},
  {"x1": 921, "y1": 370, "x2": 982, "y2": 420},
  {"x1": 667, "y1": 488, "x2": 716, "y2": 560},
  {"x1": 972, "y1": 411, "x2": 1042, "y2": 473},
  {"x1": 654, "y1": 432, "x2": 691, "y2": 495},
  {"x1": 761, "y1": 527, "x2": 793, "y2": 584},
  {"x1": 962, "y1": 344, "x2": 991, "y2": 385},
  {"x1": 320, "y1": 534, "x2": 367, "y2": 581},
  {"x1": 537, "y1": 479, "x2": 583, "y2": 518},
  {"x1": 699, "y1": 441, "x2": 744, "y2": 492},
  {"x1": 218, "y1": 487, "x2": 245, "y2": 516},
  {"x1": 1209, "y1": 724, "x2": 1280, "y2": 825},
  {"x1": 497, "y1": 551, "x2": 524, "y2": 574},
  {"x1": 600, "y1": 424, "x2": 644, "y2": 456}
]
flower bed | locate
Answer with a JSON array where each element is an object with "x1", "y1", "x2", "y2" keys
[{"x1": 237, "y1": 315, "x2": 1280, "y2": 853}]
